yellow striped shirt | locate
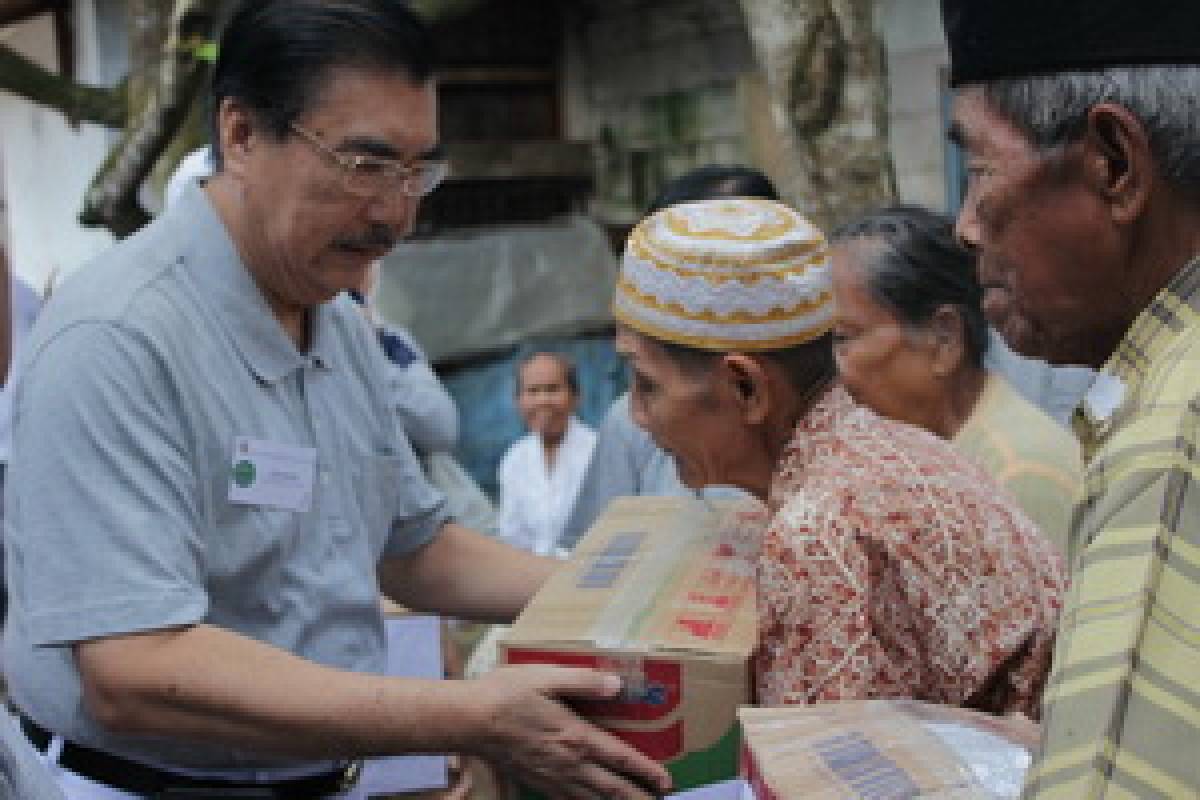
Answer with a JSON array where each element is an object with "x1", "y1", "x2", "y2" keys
[{"x1": 1025, "y1": 256, "x2": 1200, "y2": 798}]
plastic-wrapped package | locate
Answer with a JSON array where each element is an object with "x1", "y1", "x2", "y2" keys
[
  {"x1": 739, "y1": 699, "x2": 1036, "y2": 799},
  {"x1": 924, "y1": 722, "x2": 1031, "y2": 798}
]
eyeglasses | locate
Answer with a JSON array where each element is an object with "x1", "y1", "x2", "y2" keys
[{"x1": 289, "y1": 122, "x2": 448, "y2": 198}]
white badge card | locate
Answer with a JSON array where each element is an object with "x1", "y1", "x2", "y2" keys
[{"x1": 228, "y1": 436, "x2": 317, "y2": 512}]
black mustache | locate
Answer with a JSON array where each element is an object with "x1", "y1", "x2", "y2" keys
[{"x1": 334, "y1": 225, "x2": 397, "y2": 251}]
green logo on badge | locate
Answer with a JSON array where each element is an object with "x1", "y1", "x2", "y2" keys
[{"x1": 232, "y1": 459, "x2": 256, "y2": 488}]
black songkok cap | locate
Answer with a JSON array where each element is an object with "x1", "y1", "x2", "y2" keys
[{"x1": 942, "y1": 0, "x2": 1200, "y2": 87}]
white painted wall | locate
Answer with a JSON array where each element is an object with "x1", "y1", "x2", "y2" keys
[
  {"x1": 877, "y1": 0, "x2": 952, "y2": 211},
  {"x1": 0, "y1": 0, "x2": 122, "y2": 292}
]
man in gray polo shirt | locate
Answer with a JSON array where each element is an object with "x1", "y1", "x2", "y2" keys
[{"x1": 0, "y1": 2, "x2": 670, "y2": 798}]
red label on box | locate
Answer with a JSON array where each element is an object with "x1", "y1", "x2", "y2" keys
[
  {"x1": 503, "y1": 649, "x2": 687, "y2": 761},
  {"x1": 504, "y1": 649, "x2": 682, "y2": 722},
  {"x1": 673, "y1": 615, "x2": 731, "y2": 640},
  {"x1": 740, "y1": 741, "x2": 777, "y2": 800}
]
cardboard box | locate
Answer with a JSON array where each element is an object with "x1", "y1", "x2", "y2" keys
[
  {"x1": 739, "y1": 700, "x2": 1035, "y2": 799},
  {"x1": 500, "y1": 496, "x2": 761, "y2": 794}
]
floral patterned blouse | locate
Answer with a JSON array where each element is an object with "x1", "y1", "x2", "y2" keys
[{"x1": 756, "y1": 385, "x2": 1066, "y2": 717}]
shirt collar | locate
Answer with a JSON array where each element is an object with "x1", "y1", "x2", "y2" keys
[
  {"x1": 561, "y1": 415, "x2": 586, "y2": 447},
  {"x1": 1080, "y1": 372, "x2": 1126, "y2": 425},
  {"x1": 534, "y1": 416, "x2": 586, "y2": 460},
  {"x1": 768, "y1": 383, "x2": 848, "y2": 509},
  {"x1": 166, "y1": 181, "x2": 338, "y2": 383},
  {"x1": 1074, "y1": 253, "x2": 1200, "y2": 452}
]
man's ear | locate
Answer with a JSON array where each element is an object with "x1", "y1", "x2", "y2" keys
[
  {"x1": 926, "y1": 306, "x2": 967, "y2": 377},
  {"x1": 216, "y1": 97, "x2": 259, "y2": 179},
  {"x1": 1080, "y1": 103, "x2": 1153, "y2": 225},
  {"x1": 720, "y1": 353, "x2": 771, "y2": 425}
]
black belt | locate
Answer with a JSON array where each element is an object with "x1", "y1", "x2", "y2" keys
[{"x1": 20, "y1": 715, "x2": 360, "y2": 798}]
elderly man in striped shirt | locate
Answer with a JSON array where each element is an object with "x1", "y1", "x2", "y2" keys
[{"x1": 942, "y1": 1, "x2": 1200, "y2": 796}]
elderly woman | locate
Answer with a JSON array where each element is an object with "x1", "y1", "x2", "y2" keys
[
  {"x1": 828, "y1": 207, "x2": 1082, "y2": 556},
  {"x1": 614, "y1": 197, "x2": 1064, "y2": 713}
]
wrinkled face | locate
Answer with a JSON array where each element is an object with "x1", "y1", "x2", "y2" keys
[
  {"x1": 517, "y1": 353, "x2": 577, "y2": 443},
  {"x1": 951, "y1": 87, "x2": 1126, "y2": 366},
  {"x1": 830, "y1": 241, "x2": 940, "y2": 427},
  {"x1": 615, "y1": 328, "x2": 751, "y2": 490},
  {"x1": 222, "y1": 67, "x2": 438, "y2": 313}
]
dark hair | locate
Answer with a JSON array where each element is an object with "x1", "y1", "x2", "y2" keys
[
  {"x1": 516, "y1": 350, "x2": 580, "y2": 396},
  {"x1": 647, "y1": 165, "x2": 779, "y2": 213},
  {"x1": 654, "y1": 334, "x2": 837, "y2": 397},
  {"x1": 209, "y1": 0, "x2": 437, "y2": 169},
  {"x1": 831, "y1": 205, "x2": 990, "y2": 367}
]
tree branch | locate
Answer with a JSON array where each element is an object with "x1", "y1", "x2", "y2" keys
[
  {"x1": 0, "y1": 43, "x2": 126, "y2": 127},
  {"x1": 79, "y1": 0, "x2": 221, "y2": 236},
  {"x1": 0, "y1": 0, "x2": 62, "y2": 28}
]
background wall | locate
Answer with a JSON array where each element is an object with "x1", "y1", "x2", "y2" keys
[
  {"x1": 563, "y1": 0, "x2": 953, "y2": 226},
  {"x1": 0, "y1": 0, "x2": 127, "y2": 292},
  {"x1": 0, "y1": 0, "x2": 958, "y2": 289},
  {"x1": 877, "y1": 0, "x2": 953, "y2": 211},
  {"x1": 562, "y1": 0, "x2": 758, "y2": 223}
]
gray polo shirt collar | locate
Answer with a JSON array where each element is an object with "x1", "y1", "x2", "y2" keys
[{"x1": 167, "y1": 182, "x2": 339, "y2": 384}]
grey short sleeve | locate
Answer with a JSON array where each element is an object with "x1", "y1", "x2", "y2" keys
[{"x1": 7, "y1": 322, "x2": 208, "y2": 646}]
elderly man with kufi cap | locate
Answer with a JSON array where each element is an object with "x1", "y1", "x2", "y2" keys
[
  {"x1": 614, "y1": 197, "x2": 1065, "y2": 713},
  {"x1": 942, "y1": 1, "x2": 1200, "y2": 795}
]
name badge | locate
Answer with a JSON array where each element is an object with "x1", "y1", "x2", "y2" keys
[{"x1": 228, "y1": 436, "x2": 317, "y2": 512}]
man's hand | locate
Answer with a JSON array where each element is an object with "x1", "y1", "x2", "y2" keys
[
  {"x1": 466, "y1": 665, "x2": 672, "y2": 799},
  {"x1": 75, "y1": 624, "x2": 668, "y2": 787}
]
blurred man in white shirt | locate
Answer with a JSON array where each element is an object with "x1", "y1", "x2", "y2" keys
[{"x1": 497, "y1": 351, "x2": 595, "y2": 557}]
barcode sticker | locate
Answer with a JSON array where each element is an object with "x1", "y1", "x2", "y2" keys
[
  {"x1": 578, "y1": 532, "x2": 645, "y2": 589},
  {"x1": 813, "y1": 732, "x2": 920, "y2": 799}
]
